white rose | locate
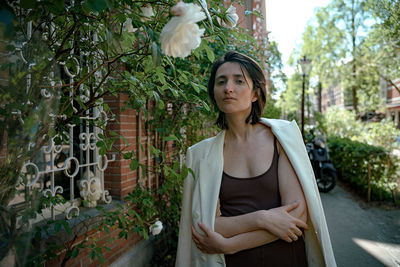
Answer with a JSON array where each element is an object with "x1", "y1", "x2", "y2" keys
[
  {"x1": 160, "y1": 2, "x2": 206, "y2": 58},
  {"x1": 223, "y1": 5, "x2": 239, "y2": 28},
  {"x1": 123, "y1": 18, "x2": 137, "y2": 33},
  {"x1": 141, "y1": 4, "x2": 154, "y2": 20},
  {"x1": 149, "y1": 220, "x2": 163, "y2": 236}
]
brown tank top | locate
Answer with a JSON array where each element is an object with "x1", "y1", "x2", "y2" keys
[{"x1": 219, "y1": 137, "x2": 307, "y2": 267}]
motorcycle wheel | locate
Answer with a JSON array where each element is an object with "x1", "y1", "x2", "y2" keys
[{"x1": 317, "y1": 168, "x2": 337, "y2": 193}]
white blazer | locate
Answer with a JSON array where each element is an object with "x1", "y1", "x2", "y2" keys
[{"x1": 175, "y1": 118, "x2": 336, "y2": 267}]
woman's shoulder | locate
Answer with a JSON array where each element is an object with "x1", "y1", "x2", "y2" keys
[
  {"x1": 189, "y1": 134, "x2": 219, "y2": 151},
  {"x1": 260, "y1": 118, "x2": 297, "y2": 131},
  {"x1": 187, "y1": 131, "x2": 223, "y2": 156},
  {"x1": 260, "y1": 117, "x2": 294, "y2": 127}
]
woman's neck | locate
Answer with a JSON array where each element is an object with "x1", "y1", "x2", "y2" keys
[{"x1": 225, "y1": 114, "x2": 258, "y2": 142}]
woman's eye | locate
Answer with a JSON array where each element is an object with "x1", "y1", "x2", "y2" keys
[
  {"x1": 236, "y1": 79, "x2": 244, "y2": 84},
  {"x1": 217, "y1": 80, "x2": 225, "y2": 85}
]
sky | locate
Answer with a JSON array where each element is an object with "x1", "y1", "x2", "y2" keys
[{"x1": 265, "y1": 0, "x2": 331, "y2": 76}]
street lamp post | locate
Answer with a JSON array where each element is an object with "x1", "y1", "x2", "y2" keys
[{"x1": 298, "y1": 55, "x2": 312, "y2": 139}]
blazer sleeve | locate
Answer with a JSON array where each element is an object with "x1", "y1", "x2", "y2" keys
[{"x1": 175, "y1": 147, "x2": 194, "y2": 267}]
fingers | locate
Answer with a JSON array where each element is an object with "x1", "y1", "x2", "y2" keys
[
  {"x1": 293, "y1": 217, "x2": 308, "y2": 230},
  {"x1": 283, "y1": 236, "x2": 292, "y2": 243},
  {"x1": 283, "y1": 231, "x2": 301, "y2": 243},
  {"x1": 289, "y1": 232, "x2": 298, "y2": 241},
  {"x1": 292, "y1": 225, "x2": 303, "y2": 237},
  {"x1": 192, "y1": 226, "x2": 206, "y2": 252},
  {"x1": 197, "y1": 222, "x2": 211, "y2": 236},
  {"x1": 284, "y1": 200, "x2": 299, "y2": 212}
]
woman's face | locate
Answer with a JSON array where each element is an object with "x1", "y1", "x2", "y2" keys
[{"x1": 213, "y1": 62, "x2": 257, "y2": 116}]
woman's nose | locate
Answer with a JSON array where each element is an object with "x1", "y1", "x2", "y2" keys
[{"x1": 224, "y1": 80, "x2": 233, "y2": 93}]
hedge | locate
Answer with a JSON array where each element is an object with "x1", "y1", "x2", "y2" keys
[{"x1": 327, "y1": 136, "x2": 399, "y2": 202}]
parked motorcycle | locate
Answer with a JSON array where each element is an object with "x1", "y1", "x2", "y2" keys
[{"x1": 305, "y1": 136, "x2": 337, "y2": 193}]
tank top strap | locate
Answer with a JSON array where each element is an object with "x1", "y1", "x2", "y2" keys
[{"x1": 273, "y1": 135, "x2": 279, "y2": 160}]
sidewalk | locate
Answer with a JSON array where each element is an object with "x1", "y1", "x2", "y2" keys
[{"x1": 320, "y1": 182, "x2": 400, "y2": 267}]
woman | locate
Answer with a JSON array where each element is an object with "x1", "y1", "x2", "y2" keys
[{"x1": 175, "y1": 51, "x2": 336, "y2": 267}]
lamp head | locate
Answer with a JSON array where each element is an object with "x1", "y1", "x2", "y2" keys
[{"x1": 298, "y1": 55, "x2": 312, "y2": 76}]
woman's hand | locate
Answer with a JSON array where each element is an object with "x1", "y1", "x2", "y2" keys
[
  {"x1": 192, "y1": 222, "x2": 231, "y2": 254},
  {"x1": 258, "y1": 201, "x2": 308, "y2": 242}
]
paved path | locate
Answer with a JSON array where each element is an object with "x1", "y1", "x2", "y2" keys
[{"x1": 320, "y1": 182, "x2": 400, "y2": 267}]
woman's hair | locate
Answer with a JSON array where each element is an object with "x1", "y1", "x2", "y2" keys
[{"x1": 207, "y1": 51, "x2": 267, "y2": 129}]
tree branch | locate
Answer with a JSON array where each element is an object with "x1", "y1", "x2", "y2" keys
[{"x1": 379, "y1": 73, "x2": 400, "y2": 95}]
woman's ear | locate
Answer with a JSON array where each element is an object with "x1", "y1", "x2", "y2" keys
[{"x1": 252, "y1": 87, "x2": 259, "y2": 103}]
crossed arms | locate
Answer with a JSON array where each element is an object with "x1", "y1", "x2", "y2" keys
[{"x1": 192, "y1": 144, "x2": 308, "y2": 255}]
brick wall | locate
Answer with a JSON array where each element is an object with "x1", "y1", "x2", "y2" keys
[
  {"x1": 45, "y1": 226, "x2": 140, "y2": 267},
  {"x1": 104, "y1": 93, "x2": 138, "y2": 200},
  {"x1": 103, "y1": 93, "x2": 158, "y2": 200},
  {"x1": 43, "y1": 93, "x2": 161, "y2": 267}
]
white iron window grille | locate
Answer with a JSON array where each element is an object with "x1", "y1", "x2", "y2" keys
[{"x1": 9, "y1": 18, "x2": 115, "y2": 222}]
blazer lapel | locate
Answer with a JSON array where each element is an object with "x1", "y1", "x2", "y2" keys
[{"x1": 198, "y1": 130, "x2": 225, "y2": 229}]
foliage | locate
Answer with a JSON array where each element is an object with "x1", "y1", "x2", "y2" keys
[
  {"x1": 324, "y1": 106, "x2": 398, "y2": 150},
  {"x1": 267, "y1": 39, "x2": 287, "y2": 94},
  {"x1": 324, "y1": 107, "x2": 363, "y2": 138},
  {"x1": 365, "y1": 0, "x2": 400, "y2": 95},
  {"x1": 263, "y1": 98, "x2": 281, "y2": 119},
  {"x1": 282, "y1": 0, "x2": 400, "y2": 115},
  {"x1": 0, "y1": 0, "x2": 272, "y2": 266},
  {"x1": 279, "y1": 72, "x2": 302, "y2": 119},
  {"x1": 327, "y1": 136, "x2": 399, "y2": 202}
]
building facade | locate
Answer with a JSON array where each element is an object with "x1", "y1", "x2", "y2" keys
[
  {"x1": 321, "y1": 83, "x2": 345, "y2": 113},
  {"x1": 383, "y1": 79, "x2": 400, "y2": 128}
]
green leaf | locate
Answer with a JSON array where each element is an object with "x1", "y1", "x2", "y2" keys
[
  {"x1": 164, "y1": 135, "x2": 177, "y2": 142},
  {"x1": 121, "y1": 135, "x2": 129, "y2": 145},
  {"x1": 96, "y1": 140, "x2": 105, "y2": 147},
  {"x1": 191, "y1": 82, "x2": 201, "y2": 93},
  {"x1": 34, "y1": 229, "x2": 41, "y2": 241},
  {"x1": 63, "y1": 221, "x2": 72, "y2": 234},
  {"x1": 205, "y1": 45, "x2": 215, "y2": 62},
  {"x1": 156, "y1": 99, "x2": 165, "y2": 109},
  {"x1": 71, "y1": 248, "x2": 79, "y2": 258},
  {"x1": 198, "y1": 0, "x2": 213, "y2": 31},
  {"x1": 123, "y1": 152, "x2": 133, "y2": 160},
  {"x1": 99, "y1": 146, "x2": 106, "y2": 156},
  {"x1": 109, "y1": 131, "x2": 118, "y2": 136},
  {"x1": 156, "y1": 66, "x2": 167, "y2": 85},
  {"x1": 201, "y1": 101, "x2": 210, "y2": 111},
  {"x1": 54, "y1": 221, "x2": 62, "y2": 232},
  {"x1": 54, "y1": 0, "x2": 65, "y2": 11},
  {"x1": 20, "y1": 0, "x2": 36, "y2": 9},
  {"x1": 84, "y1": 0, "x2": 106, "y2": 12},
  {"x1": 153, "y1": 91, "x2": 161, "y2": 102},
  {"x1": 152, "y1": 42, "x2": 162, "y2": 66},
  {"x1": 181, "y1": 165, "x2": 188, "y2": 179},
  {"x1": 90, "y1": 250, "x2": 96, "y2": 260},
  {"x1": 97, "y1": 251, "x2": 105, "y2": 264},
  {"x1": 75, "y1": 97, "x2": 86, "y2": 110},
  {"x1": 130, "y1": 158, "x2": 139, "y2": 170}
]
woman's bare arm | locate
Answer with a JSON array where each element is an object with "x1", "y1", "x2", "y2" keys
[
  {"x1": 215, "y1": 201, "x2": 307, "y2": 241},
  {"x1": 193, "y1": 139, "x2": 309, "y2": 254},
  {"x1": 193, "y1": 223, "x2": 278, "y2": 255},
  {"x1": 195, "y1": 201, "x2": 306, "y2": 254},
  {"x1": 277, "y1": 141, "x2": 308, "y2": 227},
  {"x1": 192, "y1": 200, "x2": 307, "y2": 255}
]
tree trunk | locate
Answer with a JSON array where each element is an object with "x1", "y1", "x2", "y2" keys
[
  {"x1": 351, "y1": 0, "x2": 358, "y2": 113},
  {"x1": 318, "y1": 81, "x2": 322, "y2": 113}
]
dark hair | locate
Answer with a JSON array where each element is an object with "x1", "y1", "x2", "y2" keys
[{"x1": 207, "y1": 51, "x2": 267, "y2": 129}]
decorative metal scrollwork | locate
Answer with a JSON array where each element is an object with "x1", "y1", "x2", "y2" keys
[
  {"x1": 65, "y1": 204, "x2": 80, "y2": 219},
  {"x1": 20, "y1": 162, "x2": 40, "y2": 187},
  {"x1": 60, "y1": 56, "x2": 80, "y2": 78}
]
